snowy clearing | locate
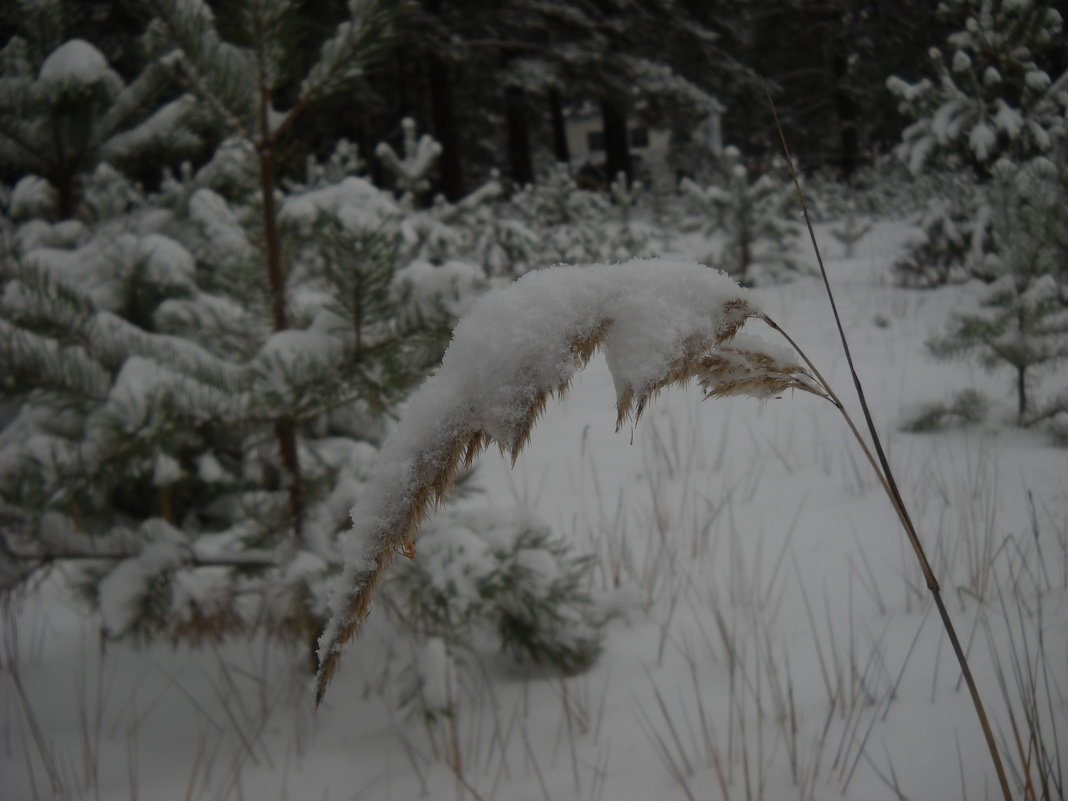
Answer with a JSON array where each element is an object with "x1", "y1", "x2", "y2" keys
[{"x1": 4, "y1": 217, "x2": 1066, "y2": 801}]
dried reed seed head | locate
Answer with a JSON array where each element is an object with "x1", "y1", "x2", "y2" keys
[
  {"x1": 697, "y1": 347, "x2": 825, "y2": 400},
  {"x1": 318, "y1": 292, "x2": 770, "y2": 704},
  {"x1": 715, "y1": 298, "x2": 760, "y2": 343},
  {"x1": 507, "y1": 390, "x2": 554, "y2": 464},
  {"x1": 462, "y1": 430, "x2": 491, "y2": 467},
  {"x1": 570, "y1": 321, "x2": 612, "y2": 364},
  {"x1": 615, "y1": 343, "x2": 724, "y2": 429},
  {"x1": 316, "y1": 551, "x2": 394, "y2": 704}
]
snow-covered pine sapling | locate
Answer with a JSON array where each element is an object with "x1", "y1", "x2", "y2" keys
[
  {"x1": 0, "y1": 33, "x2": 201, "y2": 219},
  {"x1": 452, "y1": 170, "x2": 540, "y2": 276},
  {"x1": 929, "y1": 157, "x2": 1068, "y2": 426},
  {"x1": 680, "y1": 146, "x2": 801, "y2": 286},
  {"x1": 829, "y1": 202, "x2": 872, "y2": 259},
  {"x1": 892, "y1": 176, "x2": 994, "y2": 287},
  {"x1": 901, "y1": 388, "x2": 989, "y2": 432},
  {"x1": 315, "y1": 258, "x2": 830, "y2": 702},
  {"x1": 886, "y1": 0, "x2": 1068, "y2": 288},
  {"x1": 607, "y1": 171, "x2": 653, "y2": 262},
  {"x1": 387, "y1": 510, "x2": 603, "y2": 675},
  {"x1": 886, "y1": 0, "x2": 1068, "y2": 176},
  {"x1": 511, "y1": 164, "x2": 610, "y2": 265},
  {"x1": 287, "y1": 139, "x2": 365, "y2": 191},
  {"x1": 375, "y1": 117, "x2": 443, "y2": 207},
  {"x1": 146, "y1": 0, "x2": 398, "y2": 539}
]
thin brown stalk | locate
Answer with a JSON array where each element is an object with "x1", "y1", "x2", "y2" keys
[{"x1": 763, "y1": 81, "x2": 1013, "y2": 801}]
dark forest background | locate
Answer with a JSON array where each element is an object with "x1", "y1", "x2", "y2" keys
[{"x1": 10, "y1": 0, "x2": 1066, "y2": 200}]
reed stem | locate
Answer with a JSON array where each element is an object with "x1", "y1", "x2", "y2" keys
[{"x1": 764, "y1": 81, "x2": 1013, "y2": 801}]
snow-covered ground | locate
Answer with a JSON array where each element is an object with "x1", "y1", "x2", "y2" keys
[{"x1": 4, "y1": 218, "x2": 1067, "y2": 801}]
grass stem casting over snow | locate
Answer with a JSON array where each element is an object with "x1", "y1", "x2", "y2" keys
[{"x1": 767, "y1": 84, "x2": 1014, "y2": 801}]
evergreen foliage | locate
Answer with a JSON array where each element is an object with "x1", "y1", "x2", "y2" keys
[
  {"x1": 681, "y1": 146, "x2": 802, "y2": 285},
  {"x1": 901, "y1": 388, "x2": 989, "y2": 432},
  {"x1": 375, "y1": 116, "x2": 443, "y2": 206},
  {"x1": 0, "y1": 0, "x2": 472, "y2": 654},
  {"x1": 388, "y1": 510, "x2": 603, "y2": 677},
  {"x1": 887, "y1": 0, "x2": 1068, "y2": 176},
  {"x1": 928, "y1": 156, "x2": 1068, "y2": 426},
  {"x1": 0, "y1": 146, "x2": 461, "y2": 647},
  {"x1": 0, "y1": 11, "x2": 202, "y2": 219},
  {"x1": 887, "y1": 0, "x2": 1068, "y2": 287},
  {"x1": 0, "y1": 4, "x2": 613, "y2": 677},
  {"x1": 892, "y1": 172, "x2": 994, "y2": 287}
]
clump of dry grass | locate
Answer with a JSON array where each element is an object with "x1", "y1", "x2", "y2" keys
[{"x1": 315, "y1": 261, "x2": 826, "y2": 704}]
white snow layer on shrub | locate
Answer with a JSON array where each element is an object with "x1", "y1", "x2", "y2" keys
[
  {"x1": 9, "y1": 176, "x2": 56, "y2": 220},
  {"x1": 98, "y1": 522, "x2": 186, "y2": 636},
  {"x1": 37, "y1": 39, "x2": 120, "y2": 93},
  {"x1": 320, "y1": 258, "x2": 757, "y2": 663}
]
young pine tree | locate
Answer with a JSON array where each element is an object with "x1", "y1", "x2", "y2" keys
[
  {"x1": 681, "y1": 146, "x2": 801, "y2": 286},
  {"x1": 887, "y1": 0, "x2": 1068, "y2": 287},
  {"x1": 0, "y1": 1, "x2": 463, "y2": 656},
  {"x1": 0, "y1": 8, "x2": 203, "y2": 219},
  {"x1": 887, "y1": 0, "x2": 1068, "y2": 176},
  {"x1": 929, "y1": 157, "x2": 1068, "y2": 426},
  {"x1": 142, "y1": 0, "x2": 399, "y2": 542}
]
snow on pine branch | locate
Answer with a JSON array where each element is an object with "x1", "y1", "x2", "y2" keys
[{"x1": 315, "y1": 258, "x2": 825, "y2": 702}]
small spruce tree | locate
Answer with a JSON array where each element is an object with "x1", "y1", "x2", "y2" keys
[
  {"x1": 887, "y1": 0, "x2": 1068, "y2": 286},
  {"x1": 0, "y1": 19, "x2": 202, "y2": 219},
  {"x1": 681, "y1": 146, "x2": 801, "y2": 285},
  {"x1": 929, "y1": 157, "x2": 1068, "y2": 425},
  {"x1": 887, "y1": 0, "x2": 1068, "y2": 176}
]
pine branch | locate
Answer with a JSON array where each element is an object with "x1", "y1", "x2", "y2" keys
[
  {"x1": 145, "y1": 0, "x2": 256, "y2": 139},
  {"x1": 277, "y1": 0, "x2": 400, "y2": 143}
]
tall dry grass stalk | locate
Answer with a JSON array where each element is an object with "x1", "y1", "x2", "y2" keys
[
  {"x1": 764, "y1": 84, "x2": 1014, "y2": 801},
  {"x1": 315, "y1": 102, "x2": 1013, "y2": 798}
]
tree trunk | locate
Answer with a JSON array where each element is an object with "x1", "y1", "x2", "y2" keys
[
  {"x1": 258, "y1": 92, "x2": 304, "y2": 540},
  {"x1": 54, "y1": 173, "x2": 77, "y2": 220},
  {"x1": 427, "y1": 52, "x2": 462, "y2": 200},
  {"x1": 831, "y1": 50, "x2": 860, "y2": 179},
  {"x1": 1016, "y1": 365, "x2": 1027, "y2": 425},
  {"x1": 549, "y1": 88, "x2": 570, "y2": 165},
  {"x1": 601, "y1": 100, "x2": 631, "y2": 186},
  {"x1": 505, "y1": 86, "x2": 534, "y2": 186}
]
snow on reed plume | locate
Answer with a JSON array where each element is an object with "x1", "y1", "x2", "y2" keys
[{"x1": 316, "y1": 259, "x2": 825, "y2": 703}]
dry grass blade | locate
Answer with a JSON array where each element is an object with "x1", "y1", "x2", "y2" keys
[
  {"x1": 698, "y1": 340, "x2": 829, "y2": 402},
  {"x1": 315, "y1": 259, "x2": 814, "y2": 704},
  {"x1": 763, "y1": 81, "x2": 1013, "y2": 801}
]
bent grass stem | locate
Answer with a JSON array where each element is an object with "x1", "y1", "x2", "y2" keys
[{"x1": 764, "y1": 81, "x2": 1013, "y2": 801}]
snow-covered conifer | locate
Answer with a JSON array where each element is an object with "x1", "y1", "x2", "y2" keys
[
  {"x1": 388, "y1": 510, "x2": 603, "y2": 675},
  {"x1": 375, "y1": 117, "x2": 443, "y2": 207},
  {"x1": 511, "y1": 165, "x2": 611, "y2": 265},
  {"x1": 887, "y1": 0, "x2": 1068, "y2": 175},
  {"x1": 0, "y1": 24, "x2": 202, "y2": 218},
  {"x1": 929, "y1": 157, "x2": 1068, "y2": 425},
  {"x1": 681, "y1": 146, "x2": 802, "y2": 285},
  {"x1": 1, "y1": 1, "x2": 476, "y2": 655}
]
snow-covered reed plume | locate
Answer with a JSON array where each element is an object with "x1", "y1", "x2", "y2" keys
[{"x1": 316, "y1": 259, "x2": 825, "y2": 702}]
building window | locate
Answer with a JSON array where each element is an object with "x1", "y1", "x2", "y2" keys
[
  {"x1": 629, "y1": 127, "x2": 649, "y2": 148},
  {"x1": 587, "y1": 131, "x2": 604, "y2": 151}
]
